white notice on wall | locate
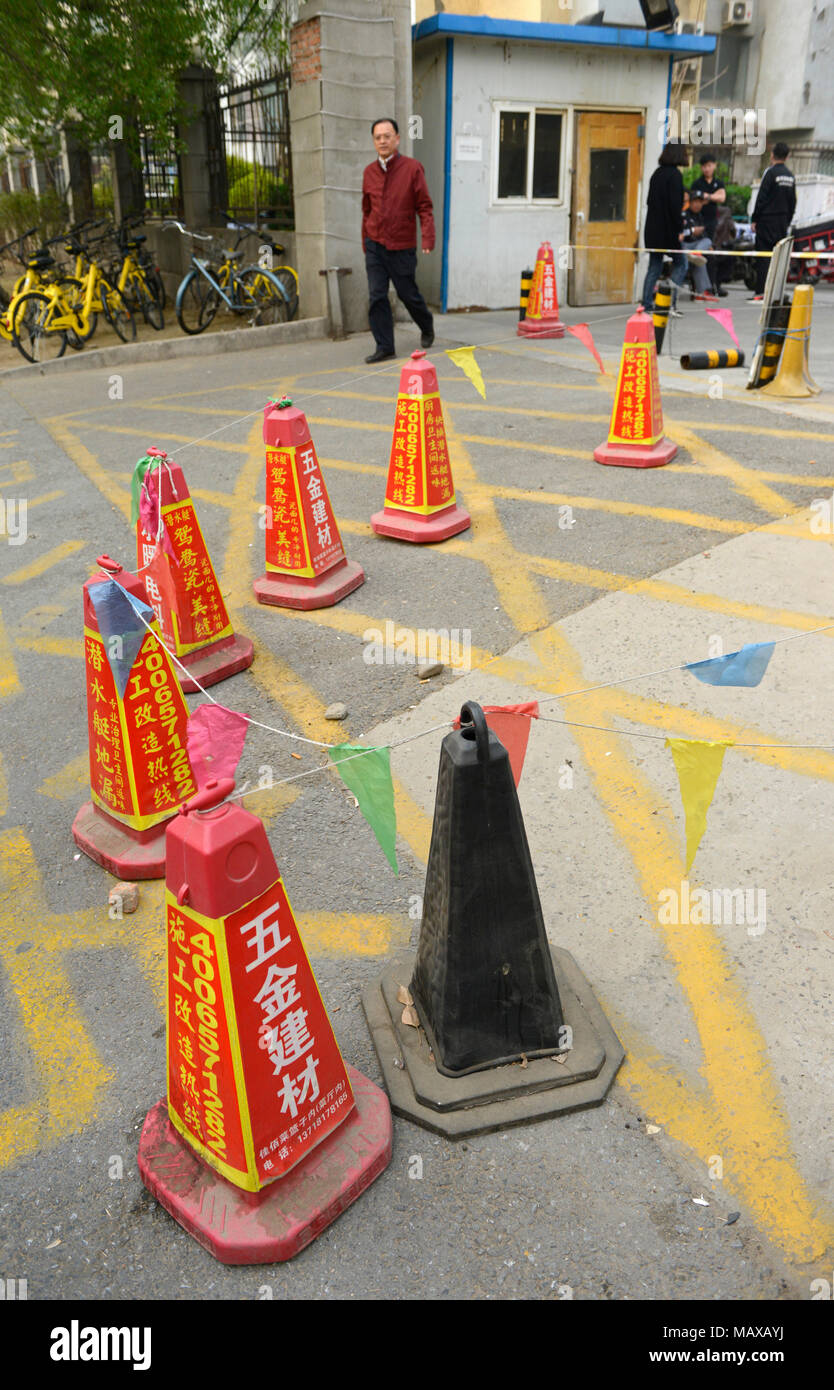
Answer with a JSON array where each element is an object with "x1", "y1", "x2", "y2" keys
[{"x1": 455, "y1": 136, "x2": 482, "y2": 162}]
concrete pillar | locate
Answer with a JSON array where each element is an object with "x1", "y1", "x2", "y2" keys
[
  {"x1": 289, "y1": 0, "x2": 413, "y2": 331},
  {"x1": 178, "y1": 65, "x2": 225, "y2": 227}
]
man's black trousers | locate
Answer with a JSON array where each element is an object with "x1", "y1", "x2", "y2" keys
[
  {"x1": 754, "y1": 220, "x2": 789, "y2": 295},
  {"x1": 365, "y1": 239, "x2": 433, "y2": 353}
]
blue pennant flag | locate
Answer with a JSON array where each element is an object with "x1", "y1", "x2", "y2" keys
[
  {"x1": 685, "y1": 641, "x2": 775, "y2": 688},
  {"x1": 88, "y1": 580, "x2": 154, "y2": 699}
]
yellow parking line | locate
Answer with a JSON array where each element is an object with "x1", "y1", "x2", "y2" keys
[
  {"x1": 667, "y1": 423, "x2": 791, "y2": 516},
  {"x1": 1, "y1": 539, "x2": 85, "y2": 586},
  {"x1": 443, "y1": 407, "x2": 833, "y2": 1263},
  {"x1": 46, "y1": 420, "x2": 131, "y2": 522},
  {"x1": 0, "y1": 609, "x2": 21, "y2": 698},
  {"x1": 0, "y1": 458, "x2": 33, "y2": 485},
  {"x1": 0, "y1": 827, "x2": 113, "y2": 1170},
  {"x1": 50, "y1": 420, "x2": 246, "y2": 454}
]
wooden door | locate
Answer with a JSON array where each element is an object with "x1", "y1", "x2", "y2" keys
[{"x1": 569, "y1": 111, "x2": 643, "y2": 306}]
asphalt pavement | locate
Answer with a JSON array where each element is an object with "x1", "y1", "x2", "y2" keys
[{"x1": 1, "y1": 284, "x2": 833, "y2": 1303}]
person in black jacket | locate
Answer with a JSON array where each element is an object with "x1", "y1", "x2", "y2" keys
[
  {"x1": 750, "y1": 142, "x2": 797, "y2": 298},
  {"x1": 641, "y1": 142, "x2": 689, "y2": 313}
]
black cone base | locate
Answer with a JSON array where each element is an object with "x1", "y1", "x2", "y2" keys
[{"x1": 363, "y1": 946, "x2": 624, "y2": 1139}]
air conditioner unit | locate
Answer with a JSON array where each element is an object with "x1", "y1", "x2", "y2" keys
[
  {"x1": 722, "y1": 0, "x2": 753, "y2": 26},
  {"x1": 673, "y1": 18, "x2": 705, "y2": 34}
]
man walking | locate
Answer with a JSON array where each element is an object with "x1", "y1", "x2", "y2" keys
[
  {"x1": 750, "y1": 142, "x2": 797, "y2": 300},
  {"x1": 362, "y1": 118, "x2": 436, "y2": 363}
]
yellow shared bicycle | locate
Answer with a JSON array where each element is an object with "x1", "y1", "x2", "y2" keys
[{"x1": 13, "y1": 229, "x2": 135, "y2": 362}]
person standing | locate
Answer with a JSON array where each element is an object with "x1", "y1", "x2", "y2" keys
[
  {"x1": 750, "y1": 142, "x2": 797, "y2": 299},
  {"x1": 641, "y1": 142, "x2": 689, "y2": 315},
  {"x1": 689, "y1": 152, "x2": 726, "y2": 291},
  {"x1": 361, "y1": 118, "x2": 435, "y2": 363}
]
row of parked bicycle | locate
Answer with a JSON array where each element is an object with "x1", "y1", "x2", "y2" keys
[{"x1": 0, "y1": 213, "x2": 299, "y2": 363}]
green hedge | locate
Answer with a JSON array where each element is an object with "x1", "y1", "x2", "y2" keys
[{"x1": 0, "y1": 187, "x2": 68, "y2": 241}]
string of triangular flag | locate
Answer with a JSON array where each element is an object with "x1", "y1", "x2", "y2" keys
[{"x1": 92, "y1": 580, "x2": 829, "y2": 878}]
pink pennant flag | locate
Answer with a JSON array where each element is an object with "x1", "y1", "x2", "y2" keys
[
  {"x1": 453, "y1": 702, "x2": 539, "y2": 787},
  {"x1": 705, "y1": 307, "x2": 739, "y2": 349},
  {"x1": 139, "y1": 464, "x2": 177, "y2": 559},
  {"x1": 186, "y1": 704, "x2": 249, "y2": 788},
  {"x1": 566, "y1": 323, "x2": 605, "y2": 374}
]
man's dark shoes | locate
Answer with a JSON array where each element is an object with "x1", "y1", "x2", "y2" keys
[
  {"x1": 420, "y1": 330, "x2": 435, "y2": 349},
  {"x1": 365, "y1": 349, "x2": 396, "y2": 363}
]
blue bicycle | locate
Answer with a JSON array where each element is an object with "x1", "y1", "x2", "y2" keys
[{"x1": 164, "y1": 218, "x2": 298, "y2": 335}]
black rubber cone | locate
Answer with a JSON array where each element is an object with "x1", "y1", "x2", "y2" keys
[{"x1": 410, "y1": 703, "x2": 565, "y2": 1075}]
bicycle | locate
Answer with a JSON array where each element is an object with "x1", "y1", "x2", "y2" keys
[
  {"x1": 111, "y1": 215, "x2": 165, "y2": 329},
  {"x1": 13, "y1": 230, "x2": 136, "y2": 363},
  {"x1": 223, "y1": 212, "x2": 299, "y2": 323},
  {"x1": 164, "y1": 219, "x2": 297, "y2": 334}
]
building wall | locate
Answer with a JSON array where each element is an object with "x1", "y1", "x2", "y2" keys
[
  {"x1": 416, "y1": 35, "x2": 672, "y2": 309},
  {"x1": 412, "y1": 41, "x2": 448, "y2": 307}
]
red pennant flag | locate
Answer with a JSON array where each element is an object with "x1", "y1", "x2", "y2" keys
[
  {"x1": 186, "y1": 704, "x2": 249, "y2": 788},
  {"x1": 566, "y1": 323, "x2": 605, "y2": 374},
  {"x1": 453, "y1": 702, "x2": 539, "y2": 787}
]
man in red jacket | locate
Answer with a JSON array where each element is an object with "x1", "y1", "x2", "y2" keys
[{"x1": 362, "y1": 118, "x2": 436, "y2": 363}]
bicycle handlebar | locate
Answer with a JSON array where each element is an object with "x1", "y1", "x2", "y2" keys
[{"x1": 161, "y1": 219, "x2": 212, "y2": 241}]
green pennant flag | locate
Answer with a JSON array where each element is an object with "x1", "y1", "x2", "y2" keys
[
  {"x1": 130, "y1": 454, "x2": 156, "y2": 526},
  {"x1": 329, "y1": 743, "x2": 398, "y2": 874},
  {"x1": 666, "y1": 738, "x2": 732, "y2": 872}
]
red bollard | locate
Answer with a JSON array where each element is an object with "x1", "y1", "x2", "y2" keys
[
  {"x1": 253, "y1": 396, "x2": 364, "y2": 609},
  {"x1": 370, "y1": 350, "x2": 471, "y2": 543},
  {"x1": 517, "y1": 242, "x2": 565, "y2": 339},
  {"x1": 593, "y1": 309, "x2": 677, "y2": 468},
  {"x1": 137, "y1": 778, "x2": 392, "y2": 1263},
  {"x1": 72, "y1": 555, "x2": 197, "y2": 879}
]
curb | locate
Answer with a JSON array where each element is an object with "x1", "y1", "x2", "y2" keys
[{"x1": 0, "y1": 316, "x2": 330, "y2": 379}]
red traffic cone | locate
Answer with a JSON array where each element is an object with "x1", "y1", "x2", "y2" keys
[
  {"x1": 593, "y1": 309, "x2": 677, "y2": 467},
  {"x1": 253, "y1": 397, "x2": 364, "y2": 609},
  {"x1": 517, "y1": 242, "x2": 565, "y2": 339},
  {"x1": 136, "y1": 448, "x2": 253, "y2": 693},
  {"x1": 137, "y1": 778, "x2": 392, "y2": 1263},
  {"x1": 72, "y1": 555, "x2": 198, "y2": 879},
  {"x1": 370, "y1": 350, "x2": 471, "y2": 543}
]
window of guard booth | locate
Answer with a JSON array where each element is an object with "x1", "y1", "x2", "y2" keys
[{"x1": 495, "y1": 107, "x2": 564, "y2": 203}]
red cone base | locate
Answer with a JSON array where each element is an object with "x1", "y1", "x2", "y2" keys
[
  {"x1": 253, "y1": 557, "x2": 365, "y2": 610},
  {"x1": 517, "y1": 319, "x2": 565, "y2": 339},
  {"x1": 72, "y1": 801, "x2": 170, "y2": 879},
  {"x1": 137, "y1": 1064, "x2": 392, "y2": 1264},
  {"x1": 370, "y1": 500, "x2": 471, "y2": 544},
  {"x1": 177, "y1": 632, "x2": 254, "y2": 694},
  {"x1": 594, "y1": 437, "x2": 678, "y2": 469}
]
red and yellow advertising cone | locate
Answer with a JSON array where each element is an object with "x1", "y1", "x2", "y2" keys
[
  {"x1": 72, "y1": 555, "x2": 198, "y2": 879},
  {"x1": 253, "y1": 397, "x2": 364, "y2": 609},
  {"x1": 136, "y1": 448, "x2": 253, "y2": 693},
  {"x1": 517, "y1": 242, "x2": 565, "y2": 339},
  {"x1": 593, "y1": 308, "x2": 677, "y2": 467},
  {"x1": 370, "y1": 350, "x2": 471, "y2": 543},
  {"x1": 137, "y1": 778, "x2": 392, "y2": 1263}
]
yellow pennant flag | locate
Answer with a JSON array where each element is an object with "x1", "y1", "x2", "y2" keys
[
  {"x1": 666, "y1": 738, "x2": 732, "y2": 871},
  {"x1": 445, "y1": 346, "x2": 486, "y2": 399}
]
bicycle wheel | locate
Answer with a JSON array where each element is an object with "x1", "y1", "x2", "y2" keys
[
  {"x1": 238, "y1": 267, "x2": 295, "y2": 325},
  {"x1": 176, "y1": 269, "x2": 220, "y2": 335},
  {"x1": 143, "y1": 263, "x2": 167, "y2": 312},
  {"x1": 100, "y1": 281, "x2": 136, "y2": 342},
  {"x1": 133, "y1": 275, "x2": 164, "y2": 330},
  {"x1": 57, "y1": 276, "x2": 97, "y2": 346},
  {"x1": 275, "y1": 265, "x2": 299, "y2": 321},
  {"x1": 11, "y1": 292, "x2": 68, "y2": 362}
]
